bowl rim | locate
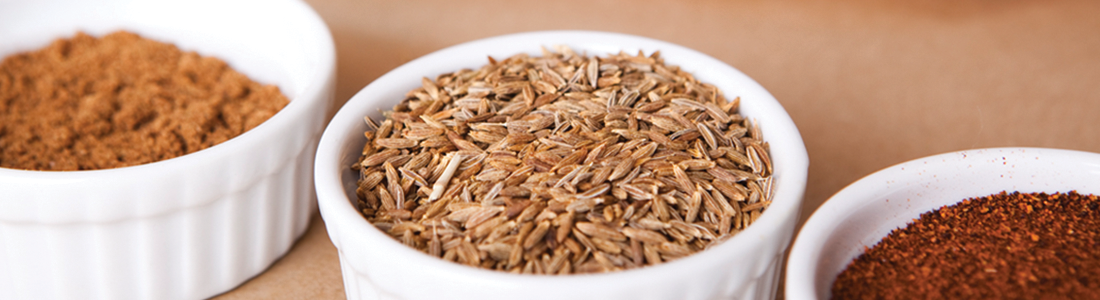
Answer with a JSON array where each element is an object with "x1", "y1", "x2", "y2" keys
[
  {"x1": 315, "y1": 29, "x2": 809, "y2": 286},
  {"x1": 0, "y1": 0, "x2": 334, "y2": 177},
  {"x1": 785, "y1": 147, "x2": 1100, "y2": 299},
  {"x1": 0, "y1": 0, "x2": 336, "y2": 219}
]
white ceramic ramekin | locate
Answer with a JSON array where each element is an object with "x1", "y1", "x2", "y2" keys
[
  {"x1": 0, "y1": 1, "x2": 335, "y2": 299},
  {"x1": 315, "y1": 31, "x2": 809, "y2": 300},
  {"x1": 786, "y1": 147, "x2": 1100, "y2": 299}
]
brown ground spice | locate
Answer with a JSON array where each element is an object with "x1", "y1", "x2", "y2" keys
[
  {"x1": 0, "y1": 31, "x2": 288, "y2": 171},
  {"x1": 832, "y1": 191, "x2": 1100, "y2": 299}
]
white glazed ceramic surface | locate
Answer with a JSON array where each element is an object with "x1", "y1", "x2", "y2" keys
[
  {"x1": 315, "y1": 31, "x2": 809, "y2": 300},
  {"x1": 786, "y1": 148, "x2": 1100, "y2": 299},
  {"x1": 0, "y1": 0, "x2": 335, "y2": 299}
]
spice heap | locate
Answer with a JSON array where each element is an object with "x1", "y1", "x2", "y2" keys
[
  {"x1": 354, "y1": 47, "x2": 773, "y2": 274},
  {"x1": 833, "y1": 191, "x2": 1100, "y2": 299},
  {"x1": 0, "y1": 31, "x2": 288, "y2": 171}
]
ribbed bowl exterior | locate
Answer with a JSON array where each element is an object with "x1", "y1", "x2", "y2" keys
[
  {"x1": 0, "y1": 0, "x2": 336, "y2": 299},
  {"x1": 332, "y1": 228, "x2": 789, "y2": 300},
  {"x1": 0, "y1": 153, "x2": 316, "y2": 299},
  {"x1": 316, "y1": 31, "x2": 809, "y2": 300}
]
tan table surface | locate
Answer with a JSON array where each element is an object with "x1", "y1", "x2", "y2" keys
[{"x1": 215, "y1": 0, "x2": 1100, "y2": 298}]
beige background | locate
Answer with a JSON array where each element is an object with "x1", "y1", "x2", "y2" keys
[{"x1": 215, "y1": 0, "x2": 1100, "y2": 298}]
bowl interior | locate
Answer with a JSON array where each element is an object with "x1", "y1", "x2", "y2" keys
[
  {"x1": 0, "y1": 0, "x2": 334, "y2": 222},
  {"x1": 328, "y1": 30, "x2": 809, "y2": 243},
  {"x1": 789, "y1": 148, "x2": 1100, "y2": 299}
]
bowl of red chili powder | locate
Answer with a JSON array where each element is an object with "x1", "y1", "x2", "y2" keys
[
  {"x1": 786, "y1": 147, "x2": 1100, "y2": 299},
  {"x1": 0, "y1": 0, "x2": 334, "y2": 299}
]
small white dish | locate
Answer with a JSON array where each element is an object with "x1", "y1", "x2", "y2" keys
[
  {"x1": 785, "y1": 147, "x2": 1100, "y2": 299},
  {"x1": 0, "y1": 0, "x2": 335, "y2": 299},
  {"x1": 315, "y1": 30, "x2": 809, "y2": 300}
]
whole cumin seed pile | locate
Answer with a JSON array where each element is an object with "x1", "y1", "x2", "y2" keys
[
  {"x1": 0, "y1": 31, "x2": 288, "y2": 171},
  {"x1": 354, "y1": 46, "x2": 773, "y2": 274}
]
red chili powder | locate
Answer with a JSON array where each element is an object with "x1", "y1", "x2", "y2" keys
[
  {"x1": 832, "y1": 191, "x2": 1100, "y2": 299},
  {"x1": 0, "y1": 31, "x2": 288, "y2": 171}
]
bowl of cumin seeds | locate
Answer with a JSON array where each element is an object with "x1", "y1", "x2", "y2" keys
[
  {"x1": 0, "y1": 0, "x2": 334, "y2": 299},
  {"x1": 315, "y1": 31, "x2": 808, "y2": 300}
]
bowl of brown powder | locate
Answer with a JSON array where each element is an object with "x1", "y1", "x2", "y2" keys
[
  {"x1": 0, "y1": 0, "x2": 334, "y2": 299},
  {"x1": 787, "y1": 147, "x2": 1100, "y2": 299},
  {"x1": 315, "y1": 31, "x2": 809, "y2": 300}
]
